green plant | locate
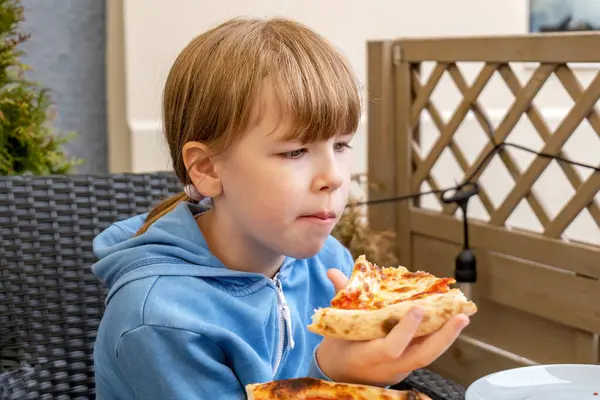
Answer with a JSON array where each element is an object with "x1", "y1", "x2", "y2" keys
[{"x1": 0, "y1": 0, "x2": 80, "y2": 175}]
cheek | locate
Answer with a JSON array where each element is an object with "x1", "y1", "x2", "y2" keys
[
  {"x1": 245, "y1": 159, "x2": 301, "y2": 193},
  {"x1": 338, "y1": 161, "x2": 352, "y2": 189},
  {"x1": 255, "y1": 177, "x2": 299, "y2": 213},
  {"x1": 222, "y1": 160, "x2": 297, "y2": 212}
]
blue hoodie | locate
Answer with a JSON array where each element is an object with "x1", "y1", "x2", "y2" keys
[{"x1": 92, "y1": 200, "x2": 354, "y2": 399}]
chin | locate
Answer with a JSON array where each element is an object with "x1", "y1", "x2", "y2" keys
[{"x1": 281, "y1": 239, "x2": 328, "y2": 260}]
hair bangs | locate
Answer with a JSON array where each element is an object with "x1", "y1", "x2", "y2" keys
[{"x1": 260, "y1": 24, "x2": 362, "y2": 143}]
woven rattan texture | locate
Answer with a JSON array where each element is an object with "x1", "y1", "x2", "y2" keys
[
  {"x1": 0, "y1": 173, "x2": 182, "y2": 399},
  {"x1": 394, "y1": 368, "x2": 465, "y2": 400}
]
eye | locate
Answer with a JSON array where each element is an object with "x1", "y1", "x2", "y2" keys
[
  {"x1": 279, "y1": 148, "x2": 307, "y2": 159},
  {"x1": 334, "y1": 142, "x2": 352, "y2": 152}
]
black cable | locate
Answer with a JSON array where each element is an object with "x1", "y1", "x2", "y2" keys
[
  {"x1": 354, "y1": 141, "x2": 600, "y2": 208},
  {"x1": 352, "y1": 127, "x2": 600, "y2": 292},
  {"x1": 354, "y1": 103, "x2": 599, "y2": 208},
  {"x1": 352, "y1": 109, "x2": 600, "y2": 291}
]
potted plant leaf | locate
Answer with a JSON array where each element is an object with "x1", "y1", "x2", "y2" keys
[{"x1": 0, "y1": 0, "x2": 79, "y2": 176}]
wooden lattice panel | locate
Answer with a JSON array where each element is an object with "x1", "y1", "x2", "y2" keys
[
  {"x1": 366, "y1": 35, "x2": 600, "y2": 386},
  {"x1": 411, "y1": 61, "x2": 600, "y2": 242}
]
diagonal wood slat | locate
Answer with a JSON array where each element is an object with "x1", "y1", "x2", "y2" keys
[
  {"x1": 500, "y1": 65, "x2": 600, "y2": 235},
  {"x1": 410, "y1": 63, "x2": 447, "y2": 129},
  {"x1": 411, "y1": 64, "x2": 498, "y2": 191},
  {"x1": 489, "y1": 71, "x2": 600, "y2": 225},
  {"x1": 412, "y1": 142, "x2": 445, "y2": 210},
  {"x1": 555, "y1": 65, "x2": 600, "y2": 140},
  {"x1": 444, "y1": 64, "x2": 556, "y2": 216},
  {"x1": 544, "y1": 169, "x2": 600, "y2": 237},
  {"x1": 423, "y1": 102, "x2": 446, "y2": 134},
  {"x1": 411, "y1": 70, "x2": 496, "y2": 216},
  {"x1": 445, "y1": 64, "x2": 548, "y2": 223}
]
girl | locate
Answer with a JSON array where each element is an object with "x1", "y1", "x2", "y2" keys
[{"x1": 92, "y1": 17, "x2": 469, "y2": 399}]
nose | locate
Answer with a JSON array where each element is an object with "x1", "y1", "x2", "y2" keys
[{"x1": 312, "y1": 159, "x2": 344, "y2": 193}]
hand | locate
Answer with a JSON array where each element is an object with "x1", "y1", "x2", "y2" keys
[{"x1": 315, "y1": 269, "x2": 470, "y2": 387}]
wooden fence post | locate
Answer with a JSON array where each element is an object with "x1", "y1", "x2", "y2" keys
[
  {"x1": 367, "y1": 41, "x2": 399, "y2": 261},
  {"x1": 393, "y1": 44, "x2": 415, "y2": 269}
]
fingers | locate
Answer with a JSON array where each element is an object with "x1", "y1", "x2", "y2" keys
[
  {"x1": 326, "y1": 268, "x2": 349, "y2": 293},
  {"x1": 383, "y1": 307, "x2": 425, "y2": 358},
  {"x1": 396, "y1": 314, "x2": 470, "y2": 371},
  {"x1": 365, "y1": 307, "x2": 425, "y2": 360}
]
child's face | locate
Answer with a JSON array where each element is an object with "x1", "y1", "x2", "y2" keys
[{"x1": 213, "y1": 87, "x2": 354, "y2": 260}]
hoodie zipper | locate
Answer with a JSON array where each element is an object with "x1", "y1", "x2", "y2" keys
[{"x1": 272, "y1": 273, "x2": 295, "y2": 376}]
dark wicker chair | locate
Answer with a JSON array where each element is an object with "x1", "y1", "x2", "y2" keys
[{"x1": 0, "y1": 173, "x2": 465, "y2": 400}]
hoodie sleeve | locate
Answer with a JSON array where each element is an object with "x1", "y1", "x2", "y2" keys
[
  {"x1": 116, "y1": 324, "x2": 244, "y2": 399},
  {"x1": 305, "y1": 245, "x2": 356, "y2": 382},
  {"x1": 306, "y1": 346, "x2": 334, "y2": 381}
]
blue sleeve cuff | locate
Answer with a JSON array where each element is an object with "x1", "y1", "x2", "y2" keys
[{"x1": 306, "y1": 345, "x2": 333, "y2": 381}]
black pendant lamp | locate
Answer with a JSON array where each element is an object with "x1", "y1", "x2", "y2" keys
[{"x1": 441, "y1": 182, "x2": 479, "y2": 299}]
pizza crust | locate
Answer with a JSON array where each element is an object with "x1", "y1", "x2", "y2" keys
[
  {"x1": 307, "y1": 288, "x2": 477, "y2": 341},
  {"x1": 245, "y1": 377, "x2": 432, "y2": 399}
]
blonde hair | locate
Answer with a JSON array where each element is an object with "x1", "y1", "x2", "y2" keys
[{"x1": 136, "y1": 17, "x2": 362, "y2": 235}]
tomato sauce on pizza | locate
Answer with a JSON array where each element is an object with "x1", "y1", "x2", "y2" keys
[{"x1": 330, "y1": 257, "x2": 455, "y2": 311}]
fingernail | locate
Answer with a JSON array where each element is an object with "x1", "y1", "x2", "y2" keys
[{"x1": 412, "y1": 308, "x2": 424, "y2": 319}]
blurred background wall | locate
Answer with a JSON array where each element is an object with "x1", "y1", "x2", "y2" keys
[{"x1": 21, "y1": 0, "x2": 107, "y2": 173}]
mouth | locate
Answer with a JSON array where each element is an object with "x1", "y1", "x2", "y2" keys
[{"x1": 299, "y1": 211, "x2": 337, "y2": 221}]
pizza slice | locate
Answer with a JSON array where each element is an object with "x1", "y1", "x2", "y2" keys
[
  {"x1": 307, "y1": 255, "x2": 477, "y2": 341},
  {"x1": 245, "y1": 377, "x2": 431, "y2": 399}
]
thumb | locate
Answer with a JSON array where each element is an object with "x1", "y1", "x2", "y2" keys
[{"x1": 327, "y1": 268, "x2": 349, "y2": 293}]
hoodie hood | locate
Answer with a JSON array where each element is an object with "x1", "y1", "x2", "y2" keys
[{"x1": 92, "y1": 200, "x2": 294, "y2": 303}]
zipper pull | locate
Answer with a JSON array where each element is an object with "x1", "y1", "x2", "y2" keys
[{"x1": 275, "y1": 278, "x2": 296, "y2": 349}]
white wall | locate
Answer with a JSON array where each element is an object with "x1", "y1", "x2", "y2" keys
[
  {"x1": 109, "y1": 0, "x2": 600, "y2": 245},
  {"x1": 114, "y1": 0, "x2": 528, "y2": 173}
]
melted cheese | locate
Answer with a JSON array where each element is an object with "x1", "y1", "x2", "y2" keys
[{"x1": 331, "y1": 256, "x2": 454, "y2": 310}]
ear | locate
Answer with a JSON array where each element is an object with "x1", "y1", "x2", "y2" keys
[{"x1": 182, "y1": 141, "x2": 223, "y2": 198}]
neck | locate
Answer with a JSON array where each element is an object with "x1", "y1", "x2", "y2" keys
[{"x1": 196, "y1": 209, "x2": 285, "y2": 279}]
